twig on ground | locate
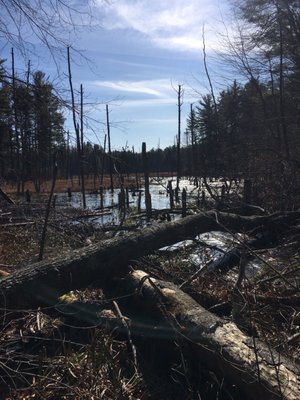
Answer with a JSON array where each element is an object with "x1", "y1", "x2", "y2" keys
[{"x1": 112, "y1": 300, "x2": 138, "y2": 371}]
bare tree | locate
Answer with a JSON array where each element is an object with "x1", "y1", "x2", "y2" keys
[
  {"x1": 80, "y1": 83, "x2": 86, "y2": 208},
  {"x1": 0, "y1": 0, "x2": 102, "y2": 62},
  {"x1": 142, "y1": 142, "x2": 152, "y2": 221},
  {"x1": 11, "y1": 48, "x2": 21, "y2": 193},
  {"x1": 106, "y1": 104, "x2": 114, "y2": 193},
  {"x1": 67, "y1": 46, "x2": 86, "y2": 208},
  {"x1": 176, "y1": 84, "x2": 183, "y2": 191}
]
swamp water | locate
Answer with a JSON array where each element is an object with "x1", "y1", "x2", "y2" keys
[
  {"x1": 56, "y1": 178, "x2": 198, "y2": 225},
  {"x1": 55, "y1": 177, "x2": 262, "y2": 276}
]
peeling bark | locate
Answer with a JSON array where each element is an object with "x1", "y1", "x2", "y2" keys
[{"x1": 124, "y1": 270, "x2": 300, "y2": 400}]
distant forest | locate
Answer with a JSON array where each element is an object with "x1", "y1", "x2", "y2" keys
[{"x1": 1, "y1": 0, "x2": 300, "y2": 210}]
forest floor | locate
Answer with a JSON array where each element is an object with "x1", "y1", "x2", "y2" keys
[{"x1": 0, "y1": 183, "x2": 300, "y2": 399}]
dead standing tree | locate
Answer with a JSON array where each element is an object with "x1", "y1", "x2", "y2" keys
[
  {"x1": 175, "y1": 84, "x2": 184, "y2": 193},
  {"x1": 67, "y1": 47, "x2": 86, "y2": 208},
  {"x1": 80, "y1": 83, "x2": 86, "y2": 208},
  {"x1": 190, "y1": 103, "x2": 198, "y2": 185},
  {"x1": 100, "y1": 134, "x2": 107, "y2": 187},
  {"x1": 142, "y1": 142, "x2": 152, "y2": 221},
  {"x1": 11, "y1": 48, "x2": 21, "y2": 194},
  {"x1": 106, "y1": 104, "x2": 114, "y2": 193},
  {"x1": 38, "y1": 154, "x2": 57, "y2": 261}
]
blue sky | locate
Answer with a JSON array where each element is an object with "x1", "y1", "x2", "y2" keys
[{"x1": 1, "y1": 0, "x2": 232, "y2": 151}]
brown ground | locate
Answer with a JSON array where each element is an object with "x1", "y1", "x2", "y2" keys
[{"x1": 2, "y1": 172, "x2": 174, "y2": 194}]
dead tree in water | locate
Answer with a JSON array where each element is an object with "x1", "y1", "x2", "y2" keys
[
  {"x1": 80, "y1": 84, "x2": 86, "y2": 208},
  {"x1": 176, "y1": 84, "x2": 184, "y2": 191},
  {"x1": 182, "y1": 188, "x2": 187, "y2": 217},
  {"x1": 168, "y1": 180, "x2": 174, "y2": 209},
  {"x1": 106, "y1": 104, "x2": 114, "y2": 193},
  {"x1": 190, "y1": 103, "x2": 198, "y2": 185},
  {"x1": 100, "y1": 134, "x2": 107, "y2": 187},
  {"x1": 67, "y1": 47, "x2": 86, "y2": 208},
  {"x1": 142, "y1": 142, "x2": 152, "y2": 221},
  {"x1": 132, "y1": 146, "x2": 140, "y2": 190}
]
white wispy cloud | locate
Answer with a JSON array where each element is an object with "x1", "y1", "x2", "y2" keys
[
  {"x1": 85, "y1": 77, "x2": 197, "y2": 111},
  {"x1": 87, "y1": 78, "x2": 175, "y2": 98},
  {"x1": 99, "y1": 0, "x2": 228, "y2": 53},
  {"x1": 119, "y1": 97, "x2": 177, "y2": 108},
  {"x1": 130, "y1": 118, "x2": 177, "y2": 123}
]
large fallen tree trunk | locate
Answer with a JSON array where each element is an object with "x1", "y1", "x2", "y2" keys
[
  {"x1": 1, "y1": 210, "x2": 300, "y2": 312},
  {"x1": 123, "y1": 270, "x2": 300, "y2": 400},
  {"x1": 0, "y1": 188, "x2": 15, "y2": 204}
]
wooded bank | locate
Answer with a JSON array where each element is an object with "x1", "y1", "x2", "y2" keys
[{"x1": 1, "y1": 210, "x2": 300, "y2": 312}]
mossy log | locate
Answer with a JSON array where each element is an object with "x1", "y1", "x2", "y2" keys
[
  {"x1": 124, "y1": 270, "x2": 300, "y2": 400},
  {"x1": 1, "y1": 210, "x2": 300, "y2": 312}
]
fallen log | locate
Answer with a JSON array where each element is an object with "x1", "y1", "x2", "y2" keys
[
  {"x1": 75, "y1": 211, "x2": 112, "y2": 219},
  {"x1": 200, "y1": 230, "x2": 278, "y2": 275},
  {"x1": 0, "y1": 188, "x2": 14, "y2": 204},
  {"x1": 124, "y1": 270, "x2": 300, "y2": 400},
  {"x1": 0, "y1": 216, "x2": 31, "y2": 223},
  {"x1": 0, "y1": 221, "x2": 35, "y2": 228},
  {"x1": 1, "y1": 210, "x2": 300, "y2": 312}
]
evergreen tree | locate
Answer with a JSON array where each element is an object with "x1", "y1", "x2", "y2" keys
[
  {"x1": 0, "y1": 60, "x2": 13, "y2": 178},
  {"x1": 31, "y1": 71, "x2": 65, "y2": 190}
]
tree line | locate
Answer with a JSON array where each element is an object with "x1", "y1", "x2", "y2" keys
[
  {"x1": 2, "y1": 0, "x2": 300, "y2": 211},
  {"x1": 0, "y1": 57, "x2": 65, "y2": 192},
  {"x1": 0, "y1": 55, "x2": 182, "y2": 188},
  {"x1": 184, "y1": 0, "x2": 300, "y2": 210}
]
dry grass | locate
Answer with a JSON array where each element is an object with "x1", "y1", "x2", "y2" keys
[
  {"x1": 0, "y1": 309, "x2": 146, "y2": 400},
  {"x1": 2, "y1": 172, "x2": 174, "y2": 195},
  {"x1": 0, "y1": 203, "x2": 108, "y2": 268}
]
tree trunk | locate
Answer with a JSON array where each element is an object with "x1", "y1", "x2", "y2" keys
[
  {"x1": 142, "y1": 142, "x2": 152, "y2": 221},
  {"x1": 124, "y1": 270, "x2": 299, "y2": 400},
  {"x1": 176, "y1": 84, "x2": 183, "y2": 190},
  {"x1": 0, "y1": 188, "x2": 15, "y2": 204},
  {"x1": 80, "y1": 84, "x2": 86, "y2": 208},
  {"x1": 106, "y1": 104, "x2": 114, "y2": 193},
  {"x1": 1, "y1": 210, "x2": 300, "y2": 312}
]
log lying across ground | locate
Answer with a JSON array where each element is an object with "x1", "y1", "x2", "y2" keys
[
  {"x1": 124, "y1": 270, "x2": 300, "y2": 400},
  {"x1": 0, "y1": 188, "x2": 15, "y2": 204},
  {"x1": 1, "y1": 210, "x2": 300, "y2": 312}
]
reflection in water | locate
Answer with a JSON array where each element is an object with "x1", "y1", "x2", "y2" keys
[
  {"x1": 55, "y1": 179, "x2": 195, "y2": 226},
  {"x1": 54, "y1": 178, "x2": 261, "y2": 274}
]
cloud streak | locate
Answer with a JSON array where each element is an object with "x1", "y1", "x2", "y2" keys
[
  {"x1": 87, "y1": 78, "x2": 176, "y2": 98},
  {"x1": 85, "y1": 77, "x2": 199, "y2": 113},
  {"x1": 100, "y1": 0, "x2": 228, "y2": 53}
]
